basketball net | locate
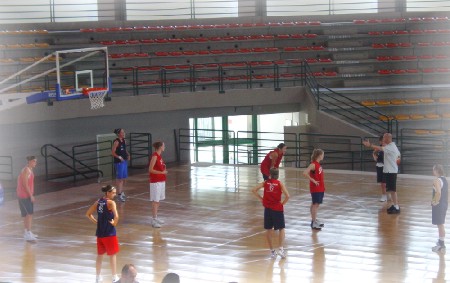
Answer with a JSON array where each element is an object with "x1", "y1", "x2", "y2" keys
[{"x1": 84, "y1": 88, "x2": 107, "y2": 110}]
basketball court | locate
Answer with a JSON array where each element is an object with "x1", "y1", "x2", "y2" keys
[{"x1": 0, "y1": 164, "x2": 445, "y2": 283}]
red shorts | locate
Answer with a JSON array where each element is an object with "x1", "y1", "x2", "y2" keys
[{"x1": 97, "y1": 236, "x2": 119, "y2": 255}]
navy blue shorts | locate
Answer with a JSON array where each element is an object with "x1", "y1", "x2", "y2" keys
[
  {"x1": 311, "y1": 192, "x2": 324, "y2": 204},
  {"x1": 262, "y1": 174, "x2": 269, "y2": 181},
  {"x1": 264, "y1": 208, "x2": 285, "y2": 230},
  {"x1": 432, "y1": 205, "x2": 447, "y2": 225},
  {"x1": 18, "y1": 198, "x2": 34, "y2": 217},
  {"x1": 376, "y1": 166, "x2": 385, "y2": 183},
  {"x1": 114, "y1": 161, "x2": 128, "y2": 179},
  {"x1": 385, "y1": 173, "x2": 397, "y2": 192}
]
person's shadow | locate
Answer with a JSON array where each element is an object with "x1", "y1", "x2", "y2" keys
[{"x1": 432, "y1": 251, "x2": 446, "y2": 282}]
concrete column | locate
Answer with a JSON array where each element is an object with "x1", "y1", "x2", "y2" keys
[
  {"x1": 239, "y1": 0, "x2": 266, "y2": 17},
  {"x1": 97, "y1": 0, "x2": 125, "y2": 21}
]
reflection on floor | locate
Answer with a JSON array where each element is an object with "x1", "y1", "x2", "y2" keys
[{"x1": 0, "y1": 164, "x2": 447, "y2": 283}]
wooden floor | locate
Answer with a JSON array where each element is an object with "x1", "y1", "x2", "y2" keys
[{"x1": 0, "y1": 164, "x2": 447, "y2": 283}]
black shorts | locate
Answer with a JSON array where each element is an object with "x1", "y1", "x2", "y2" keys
[
  {"x1": 311, "y1": 192, "x2": 324, "y2": 204},
  {"x1": 18, "y1": 198, "x2": 34, "y2": 217},
  {"x1": 376, "y1": 167, "x2": 385, "y2": 183},
  {"x1": 385, "y1": 173, "x2": 397, "y2": 192},
  {"x1": 264, "y1": 208, "x2": 285, "y2": 230},
  {"x1": 432, "y1": 204, "x2": 447, "y2": 225}
]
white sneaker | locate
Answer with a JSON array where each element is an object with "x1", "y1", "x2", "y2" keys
[
  {"x1": 118, "y1": 193, "x2": 126, "y2": 202},
  {"x1": 153, "y1": 218, "x2": 165, "y2": 224},
  {"x1": 270, "y1": 249, "x2": 277, "y2": 259},
  {"x1": 112, "y1": 274, "x2": 120, "y2": 283},
  {"x1": 152, "y1": 219, "x2": 162, "y2": 228},
  {"x1": 315, "y1": 219, "x2": 325, "y2": 227},
  {"x1": 277, "y1": 248, "x2": 287, "y2": 259},
  {"x1": 379, "y1": 194, "x2": 387, "y2": 202},
  {"x1": 24, "y1": 231, "x2": 37, "y2": 242},
  {"x1": 95, "y1": 275, "x2": 103, "y2": 283},
  {"x1": 311, "y1": 221, "x2": 322, "y2": 230}
]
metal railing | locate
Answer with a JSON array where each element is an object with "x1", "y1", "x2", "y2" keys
[
  {"x1": 1, "y1": 1, "x2": 449, "y2": 24},
  {"x1": 178, "y1": 128, "x2": 237, "y2": 164},
  {"x1": 129, "y1": 132, "x2": 152, "y2": 168},
  {"x1": 40, "y1": 132, "x2": 152, "y2": 183},
  {"x1": 302, "y1": 61, "x2": 398, "y2": 137},
  {"x1": 399, "y1": 128, "x2": 450, "y2": 175},
  {"x1": 41, "y1": 143, "x2": 104, "y2": 182}
]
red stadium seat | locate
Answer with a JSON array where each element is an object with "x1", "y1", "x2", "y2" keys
[{"x1": 377, "y1": 56, "x2": 391, "y2": 61}]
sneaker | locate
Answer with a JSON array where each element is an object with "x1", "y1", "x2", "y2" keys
[
  {"x1": 379, "y1": 194, "x2": 387, "y2": 202},
  {"x1": 112, "y1": 274, "x2": 120, "y2": 283},
  {"x1": 24, "y1": 231, "x2": 37, "y2": 242},
  {"x1": 118, "y1": 193, "x2": 126, "y2": 202},
  {"x1": 153, "y1": 218, "x2": 165, "y2": 224},
  {"x1": 151, "y1": 219, "x2": 162, "y2": 228},
  {"x1": 387, "y1": 205, "x2": 396, "y2": 212},
  {"x1": 387, "y1": 206, "x2": 400, "y2": 214},
  {"x1": 277, "y1": 248, "x2": 287, "y2": 259},
  {"x1": 270, "y1": 249, "x2": 277, "y2": 259},
  {"x1": 432, "y1": 241, "x2": 446, "y2": 253},
  {"x1": 315, "y1": 219, "x2": 325, "y2": 227},
  {"x1": 311, "y1": 221, "x2": 322, "y2": 230},
  {"x1": 95, "y1": 275, "x2": 103, "y2": 283},
  {"x1": 29, "y1": 231, "x2": 38, "y2": 238}
]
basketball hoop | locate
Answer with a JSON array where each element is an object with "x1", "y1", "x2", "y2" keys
[{"x1": 83, "y1": 87, "x2": 108, "y2": 110}]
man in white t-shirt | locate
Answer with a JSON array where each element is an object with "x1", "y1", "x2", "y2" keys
[{"x1": 363, "y1": 133, "x2": 401, "y2": 214}]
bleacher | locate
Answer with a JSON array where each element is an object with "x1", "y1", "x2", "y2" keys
[{"x1": 1, "y1": 15, "x2": 449, "y2": 136}]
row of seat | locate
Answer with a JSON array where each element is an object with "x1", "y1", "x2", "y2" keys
[
  {"x1": 78, "y1": 17, "x2": 450, "y2": 34},
  {"x1": 80, "y1": 21, "x2": 322, "y2": 33},
  {"x1": 371, "y1": 42, "x2": 450, "y2": 48},
  {"x1": 0, "y1": 56, "x2": 61, "y2": 63},
  {"x1": 362, "y1": 97, "x2": 450, "y2": 107},
  {"x1": 122, "y1": 60, "x2": 307, "y2": 71},
  {"x1": 0, "y1": 29, "x2": 48, "y2": 35},
  {"x1": 377, "y1": 68, "x2": 450, "y2": 75},
  {"x1": 379, "y1": 113, "x2": 450, "y2": 121},
  {"x1": 132, "y1": 73, "x2": 307, "y2": 86},
  {"x1": 353, "y1": 17, "x2": 448, "y2": 24},
  {"x1": 108, "y1": 45, "x2": 329, "y2": 58},
  {"x1": 412, "y1": 129, "x2": 449, "y2": 135},
  {"x1": 376, "y1": 55, "x2": 448, "y2": 61},
  {"x1": 0, "y1": 43, "x2": 49, "y2": 49},
  {"x1": 368, "y1": 29, "x2": 450, "y2": 35},
  {"x1": 99, "y1": 33, "x2": 318, "y2": 46}
]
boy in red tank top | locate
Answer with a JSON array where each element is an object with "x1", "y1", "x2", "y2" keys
[
  {"x1": 252, "y1": 168, "x2": 290, "y2": 259},
  {"x1": 17, "y1": 156, "x2": 38, "y2": 242},
  {"x1": 303, "y1": 149, "x2": 325, "y2": 230}
]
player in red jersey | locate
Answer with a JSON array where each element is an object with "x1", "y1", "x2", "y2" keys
[
  {"x1": 260, "y1": 143, "x2": 287, "y2": 180},
  {"x1": 303, "y1": 149, "x2": 325, "y2": 230},
  {"x1": 252, "y1": 168, "x2": 290, "y2": 259},
  {"x1": 149, "y1": 141, "x2": 168, "y2": 228}
]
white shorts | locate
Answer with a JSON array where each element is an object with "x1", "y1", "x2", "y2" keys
[{"x1": 150, "y1": 182, "x2": 165, "y2": 202}]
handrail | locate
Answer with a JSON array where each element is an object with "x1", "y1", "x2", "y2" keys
[
  {"x1": 129, "y1": 133, "x2": 152, "y2": 168},
  {"x1": 41, "y1": 143, "x2": 103, "y2": 182},
  {"x1": 302, "y1": 60, "x2": 398, "y2": 136}
]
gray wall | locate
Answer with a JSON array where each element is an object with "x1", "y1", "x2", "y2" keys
[{"x1": 0, "y1": 87, "x2": 305, "y2": 177}]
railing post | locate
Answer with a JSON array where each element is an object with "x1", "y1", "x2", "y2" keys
[
  {"x1": 72, "y1": 147, "x2": 77, "y2": 183},
  {"x1": 274, "y1": 64, "x2": 280, "y2": 91},
  {"x1": 218, "y1": 66, "x2": 225, "y2": 93}
]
